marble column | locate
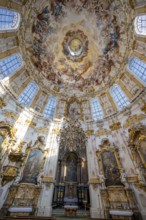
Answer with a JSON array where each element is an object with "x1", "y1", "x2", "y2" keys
[
  {"x1": 37, "y1": 183, "x2": 54, "y2": 216},
  {"x1": 86, "y1": 135, "x2": 104, "y2": 218}
]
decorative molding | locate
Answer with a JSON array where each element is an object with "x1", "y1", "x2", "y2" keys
[
  {"x1": 109, "y1": 122, "x2": 121, "y2": 131},
  {"x1": 124, "y1": 115, "x2": 144, "y2": 128},
  {"x1": 0, "y1": 97, "x2": 6, "y2": 109},
  {"x1": 141, "y1": 103, "x2": 146, "y2": 114},
  {"x1": 85, "y1": 129, "x2": 94, "y2": 136}
]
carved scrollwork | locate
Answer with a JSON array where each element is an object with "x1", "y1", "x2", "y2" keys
[{"x1": 1, "y1": 165, "x2": 18, "y2": 186}]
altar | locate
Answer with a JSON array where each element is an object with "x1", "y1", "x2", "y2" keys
[{"x1": 64, "y1": 205, "x2": 78, "y2": 217}]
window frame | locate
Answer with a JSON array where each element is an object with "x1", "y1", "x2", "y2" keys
[
  {"x1": 134, "y1": 14, "x2": 146, "y2": 37},
  {"x1": 90, "y1": 98, "x2": 104, "y2": 121},
  {"x1": 18, "y1": 81, "x2": 39, "y2": 107},
  {"x1": 128, "y1": 57, "x2": 146, "y2": 85},
  {"x1": 0, "y1": 53, "x2": 23, "y2": 79},
  {"x1": 0, "y1": 7, "x2": 21, "y2": 32},
  {"x1": 43, "y1": 96, "x2": 58, "y2": 120},
  {"x1": 110, "y1": 84, "x2": 130, "y2": 110}
]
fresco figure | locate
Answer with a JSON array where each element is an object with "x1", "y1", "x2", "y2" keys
[
  {"x1": 101, "y1": 151, "x2": 122, "y2": 187},
  {"x1": 22, "y1": 149, "x2": 43, "y2": 184}
]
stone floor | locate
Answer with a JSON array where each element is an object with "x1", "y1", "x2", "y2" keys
[{"x1": 55, "y1": 217, "x2": 90, "y2": 220}]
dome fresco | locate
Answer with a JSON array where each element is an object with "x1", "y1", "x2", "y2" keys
[{"x1": 20, "y1": 0, "x2": 134, "y2": 97}]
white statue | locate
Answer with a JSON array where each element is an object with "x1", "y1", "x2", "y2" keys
[
  {"x1": 14, "y1": 170, "x2": 22, "y2": 184},
  {"x1": 120, "y1": 172, "x2": 129, "y2": 188},
  {"x1": 37, "y1": 171, "x2": 44, "y2": 185}
]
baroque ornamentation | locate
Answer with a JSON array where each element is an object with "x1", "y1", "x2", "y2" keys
[
  {"x1": 0, "y1": 97, "x2": 6, "y2": 109},
  {"x1": 57, "y1": 116, "x2": 87, "y2": 159},
  {"x1": 2, "y1": 165, "x2": 18, "y2": 186},
  {"x1": 109, "y1": 122, "x2": 121, "y2": 131},
  {"x1": 19, "y1": 0, "x2": 134, "y2": 97},
  {"x1": 9, "y1": 140, "x2": 24, "y2": 162},
  {"x1": 141, "y1": 103, "x2": 146, "y2": 114},
  {"x1": 96, "y1": 141, "x2": 127, "y2": 188},
  {"x1": 124, "y1": 114, "x2": 144, "y2": 128},
  {"x1": 128, "y1": 124, "x2": 146, "y2": 184}
]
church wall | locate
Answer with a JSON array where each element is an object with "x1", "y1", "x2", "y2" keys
[{"x1": 1, "y1": 78, "x2": 146, "y2": 218}]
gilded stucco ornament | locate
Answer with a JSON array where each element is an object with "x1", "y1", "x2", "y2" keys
[
  {"x1": 9, "y1": 140, "x2": 24, "y2": 162},
  {"x1": 1, "y1": 165, "x2": 18, "y2": 186},
  {"x1": 124, "y1": 114, "x2": 144, "y2": 128},
  {"x1": 96, "y1": 129, "x2": 110, "y2": 137},
  {"x1": 0, "y1": 97, "x2": 6, "y2": 109},
  {"x1": 85, "y1": 130, "x2": 94, "y2": 136},
  {"x1": 141, "y1": 103, "x2": 146, "y2": 114},
  {"x1": 134, "y1": 183, "x2": 146, "y2": 192},
  {"x1": 89, "y1": 178, "x2": 101, "y2": 189},
  {"x1": 109, "y1": 122, "x2": 121, "y2": 131},
  {"x1": 4, "y1": 111, "x2": 19, "y2": 121},
  {"x1": 128, "y1": 125, "x2": 146, "y2": 183},
  {"x1": 42, "y1": 176, "x2": 55, "y2": 187}
]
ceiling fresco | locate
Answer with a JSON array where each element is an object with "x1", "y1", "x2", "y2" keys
[{"x1": 20, "y1": 0, "x2": 134, "y2": 97}]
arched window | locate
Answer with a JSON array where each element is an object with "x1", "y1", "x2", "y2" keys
[
  {"x1": 129, "y1": 57, "x2": 146, "y2": 83},
  {"x1": 18, "y1": 82, "x2": 38, "y2": 106},
  {"x1": 90, "y1": 98, "x2": 104, "y2": 120},
  {"x1": 110, "y1": 85, "x2": 130, "y2": 110},
  {"x1": 134, "y1": 15, "x2": 146, "y2": 36},
  {"x1": 0, "y1": 53, "x2": 23, "y2": 79},
  {"x1": 44, "y1": 96, "x2": 57, "y2": 120},
  {"x1": 0, "y1": 8, "x2": 20, "y2": 31}
]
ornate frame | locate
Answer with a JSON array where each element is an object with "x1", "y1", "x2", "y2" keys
[
  {"x1": 96, "y1": 139, "x2": 124, "y2": 186},
  {"x1": 128, "y1": 125, "x2": 146, "y2": 168},
  {"x1": 21, "y1": 136, "x2": 48, "y2": 185}
]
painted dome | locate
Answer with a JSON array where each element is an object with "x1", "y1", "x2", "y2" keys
[{"x1": 19, "y1": 0, "x2": 134, "y2": 98}]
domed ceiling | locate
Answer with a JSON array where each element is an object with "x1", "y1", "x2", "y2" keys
[{"x1": 20, "y1": 0, "x2": 134, "y2": 98}]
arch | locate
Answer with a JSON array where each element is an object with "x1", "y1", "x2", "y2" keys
[
  {"x1": 128, "y1": 57, "x2": 146, "y2": 84},
  {"x1": 90, "y1": 97, "x2": 104, "y2": 120},
  {"x1": 18, "y1": 81, "x2": 39, "y2": 107},
  {"x1": 110, "y1": 84, "x2": 130, "y2": 110},
  {"x1": 43, "y1": 96, "x2": 57, "y2": 120},
  {"x1": 0, "y1": 7, "x2": 20, "y2": 31},
  {"x1": 134, "y1": 15, "x2": 146, "y2": 36},
  {"x1": 0, "y1": 53, "x2": 23, "y2": 79}
]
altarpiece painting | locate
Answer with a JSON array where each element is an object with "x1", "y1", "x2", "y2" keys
[
  {"x1": 101, "y1": 151, "x2": 122, "y2": 187},
  {"x1": 22, "y1": 149, "x2": 43, "y2": 184}
]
